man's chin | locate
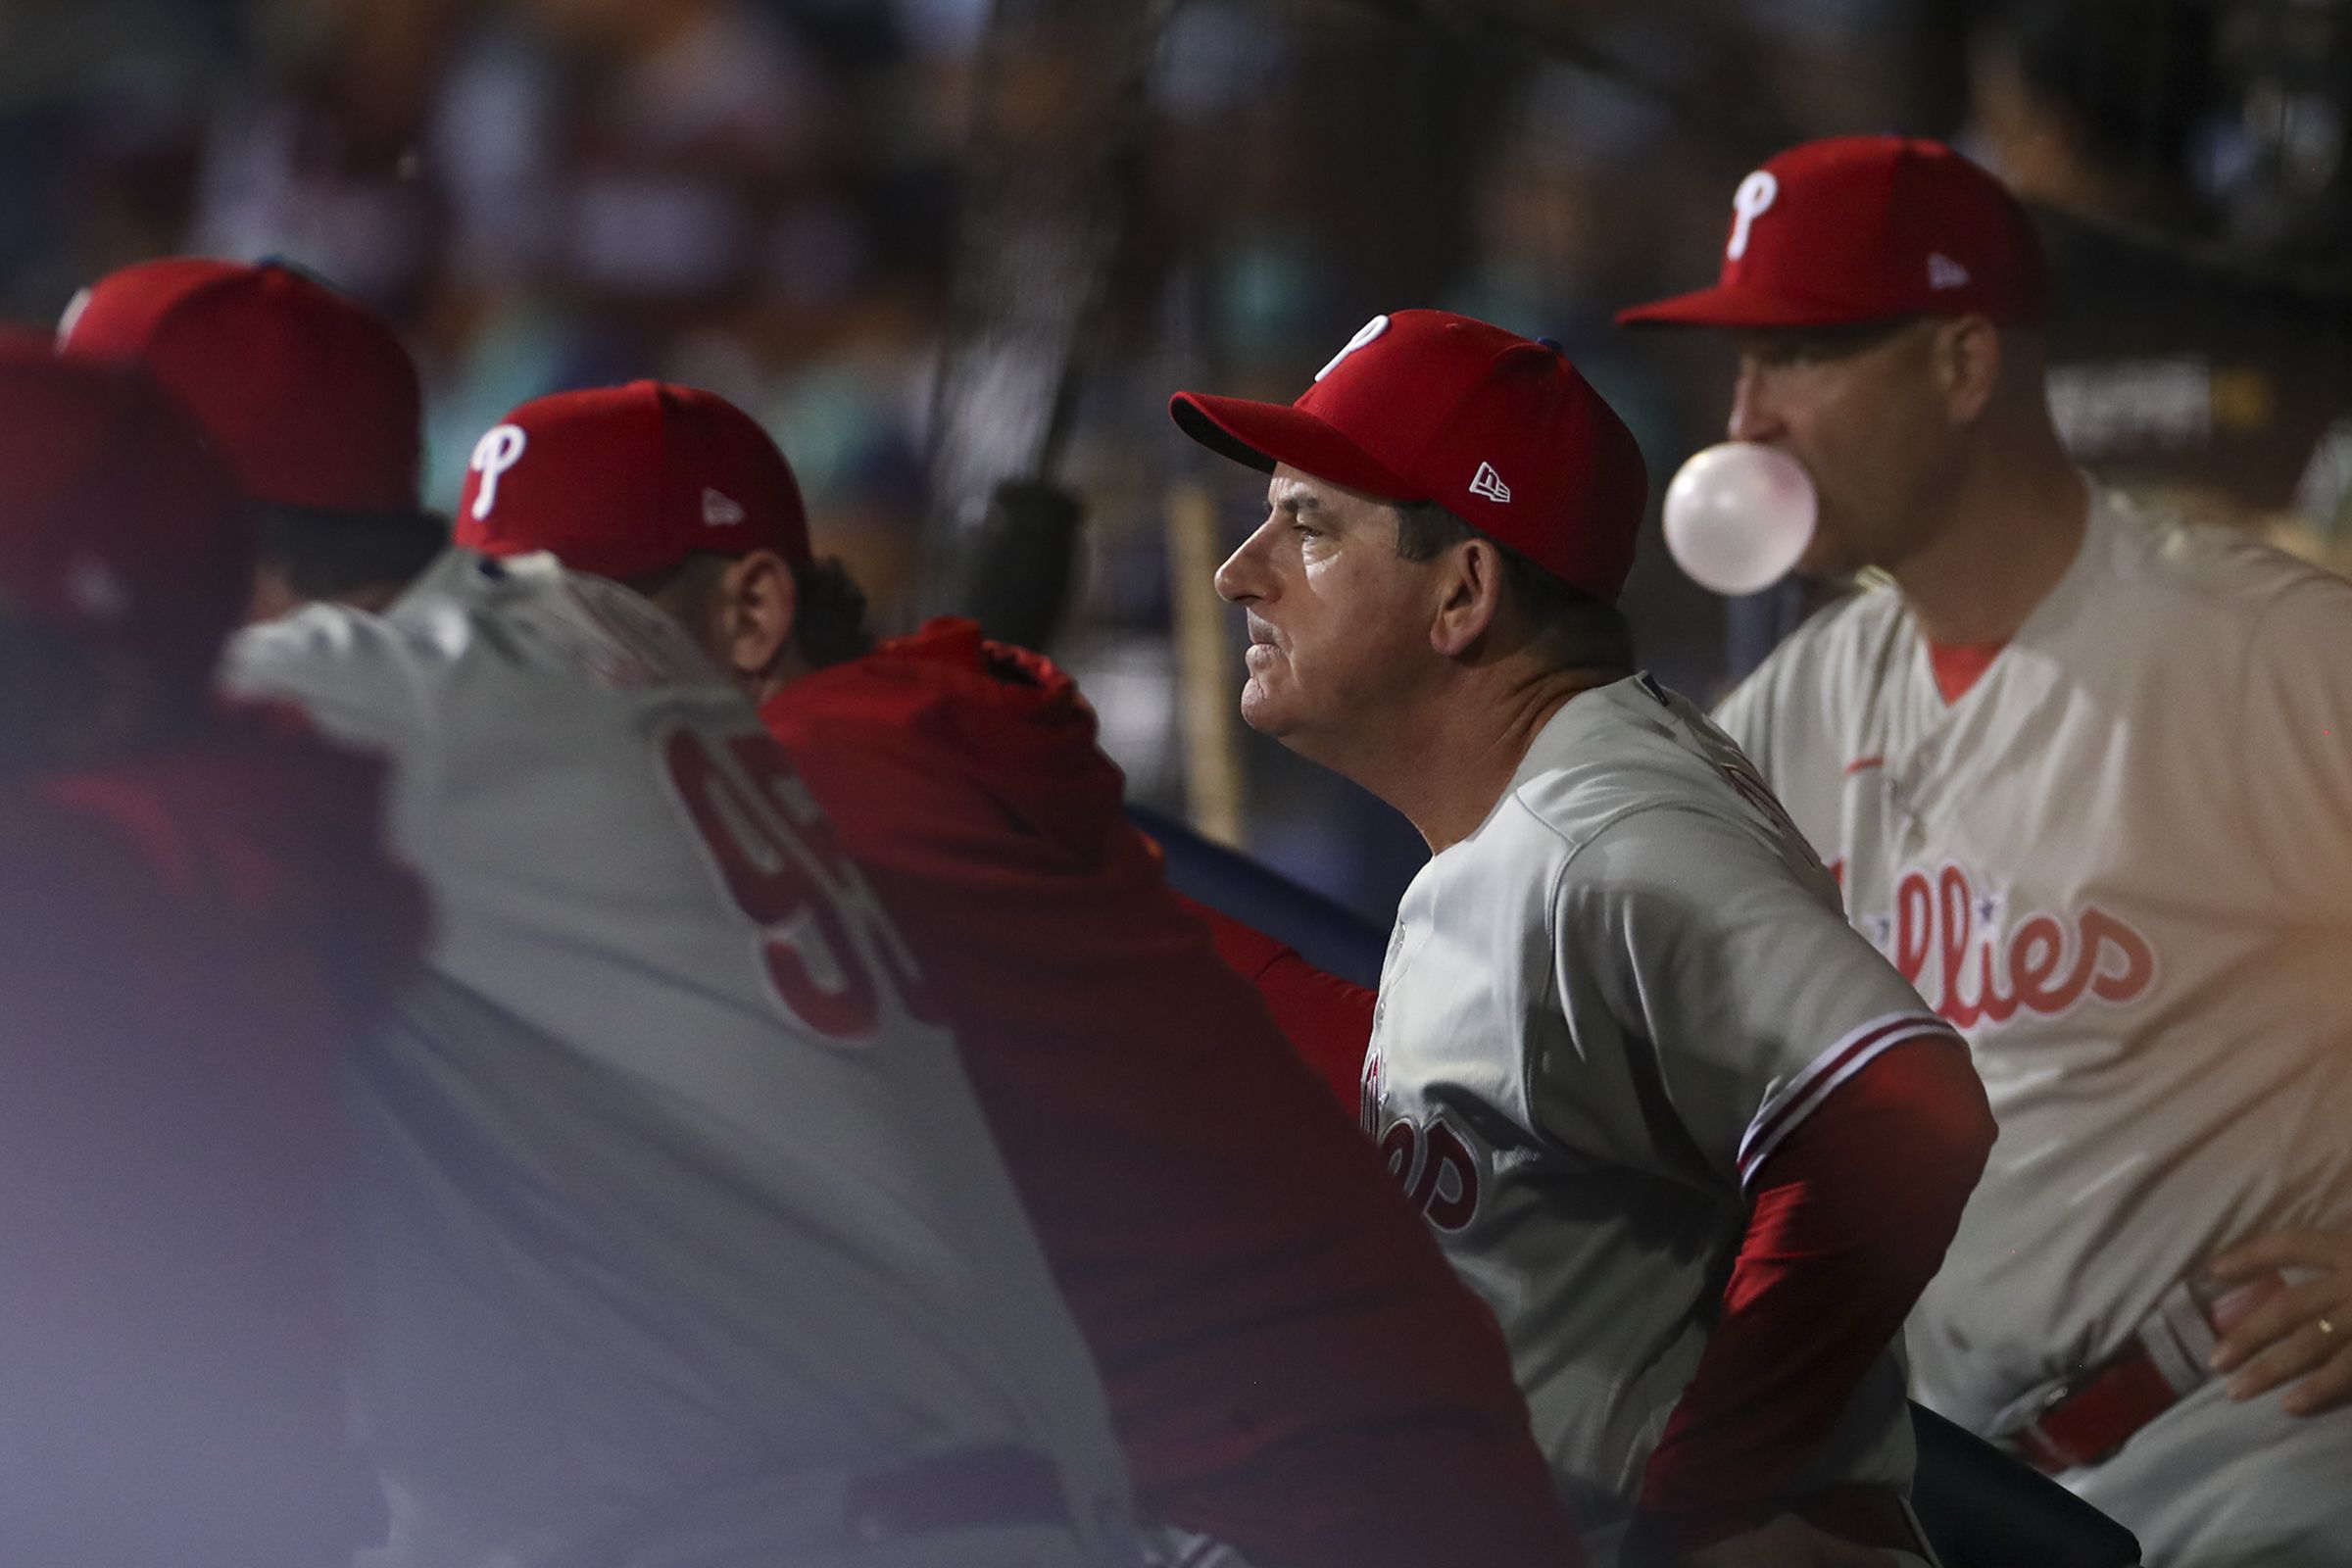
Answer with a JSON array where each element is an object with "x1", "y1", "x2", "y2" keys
[
  {"x1": 1237, "y1": 680, "x2": 1292, "y2": 738},
  {"x1": 1797, "y1": 513, "x2": 1883, "y2": 582}
]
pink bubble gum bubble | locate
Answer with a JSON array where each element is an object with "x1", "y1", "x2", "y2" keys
[{"x1": 1662, "y1": 442, "x2": 1817, "y2": 596}]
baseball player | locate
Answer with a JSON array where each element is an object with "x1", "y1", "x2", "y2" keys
[
  {"x1": 222, "y1": 523, "x2": 1139, "y2": 1558},
  {"x1": 1168, "y1": 310, "x2": 1996, "y2": 1566},
  {"x1": 444, "y1": 379, "x2": 1593, "y2": 1568},
  {"x1": 1621, "y1": 134, "x2": 2352, "y2": 1565},
  {"x1": 58, "y1": 258, "x2": 443, "y2": 619},
  {"x1": 0, "y1": 341, "x2": 424, "y2": 1562}
]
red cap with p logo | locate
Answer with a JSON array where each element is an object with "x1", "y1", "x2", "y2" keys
[
  {"x1": 456, "y1": 381, "x2": 810, "y2": 583},
  {"x1": 1169, "y1": 310, "x2": 1649, "y2": 603},
  {"x1": 1616, "y1": 135, "x2": 2048, "y2": 330}
]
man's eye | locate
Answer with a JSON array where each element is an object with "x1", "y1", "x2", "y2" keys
[{"x1": 1293, "y1": 523, "x2": 1322, "y2": 541}]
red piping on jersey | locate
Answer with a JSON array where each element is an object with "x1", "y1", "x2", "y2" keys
[
  {"x1": 1841, "y1": 756, "x2": 1884, "y2": 775},
  {"x1": 1736, "y1": 1011, "x2": 1963, "y2": 1184},
  {"x1": 1637, "y1": 1036, "x2": 1995, "y2": 1544}
]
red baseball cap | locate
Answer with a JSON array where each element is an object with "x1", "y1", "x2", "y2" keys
[
  {"x1": 1169, "y1": 310, "x2": 1649, "y2": 602},
  {"x1": 0, "y1": 335, "x2": 251, "y2": 686},
  {"x1": 454, "y1": 381, "x2": 810, "y2": 582},
  {"x1": 1616, "y1": 135, "x2": 2047, "y2": 330},
  {"x1": 56, "y1": 258, "x2": 424, "y2": 515}
]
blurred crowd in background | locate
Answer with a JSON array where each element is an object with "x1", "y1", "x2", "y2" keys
[{"x1": 4, "y1": 0, "x2": 2349, "y2": 919}]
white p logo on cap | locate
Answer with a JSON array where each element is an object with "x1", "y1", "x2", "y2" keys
[
  {"x1": 1727, "y1": 171, "x2": 1780, "y2": 262},
  {"x1": 468, "y1": 424, "x2": 528, "y2": 519},
  {"x1": 1316, "y1": 314, "x2": 1391, "y2": 382}
]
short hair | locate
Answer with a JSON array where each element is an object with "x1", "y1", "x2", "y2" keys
[
  {"x1": 787, "y1": 555, "x2": 875, "y2": 669},
  {"x1": 634, "y1": 551, "x2": 875, "y2": 672},
  {"x1": 255, "y1": 504, "x2": 446, "y2": 602},
  {"x1": 1392, "y1": 499, "x2": 1636, "y2": 672}
]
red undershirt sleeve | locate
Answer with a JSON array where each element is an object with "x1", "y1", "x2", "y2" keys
[
  {"x1": 1177, "y1": 894, "x2": 1379, "y2": 1111},
  {"x1": 1634, "y1": 1036, "x2": 1995, "y2": 1548}
]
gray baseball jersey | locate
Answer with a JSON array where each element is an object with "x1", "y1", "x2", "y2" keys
[
  {"x1": 1715, "y1": 492, "x2": 2352, "y2": 1557},
  {"x1": 225, "y1": 550, "x2": 1135, "y2": 1568},
  {"x1": 1362, "y1": 673, "x2": 1962, "y2": 1547}
]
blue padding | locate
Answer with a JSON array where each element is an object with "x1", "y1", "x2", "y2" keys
[{"x1": 1129, "y1": 805, "x2": 1389, "y2": 989}]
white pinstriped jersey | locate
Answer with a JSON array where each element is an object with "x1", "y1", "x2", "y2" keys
[
  {"x1": 1362, "y1": 674, "x2": 1962, "y2": 1536},
  {"x1": 223, "y1": 551, "x2": 1134, "y2": 1567},
  {"x1": 1715, "y1": 491, "x2": 2352, "y2": 1437}
]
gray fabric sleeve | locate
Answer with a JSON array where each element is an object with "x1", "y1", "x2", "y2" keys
[
  {"x1": 1552, "y1": 806, "x2": 1959, "y2": 1190},
  {"x1": 222, "y1": 609, "x2": 433, "y2": 757}
]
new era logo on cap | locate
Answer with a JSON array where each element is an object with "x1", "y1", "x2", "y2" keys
[
  {"x1": 702, "y1": 487, "x2": 745, "y2": 525},
  {"x1": 1469, "y1": 462, "x2": 1512, "y2": 504},
  {"x1": 1928, "y1": 253, "x2": 1971, "y2": 290}
]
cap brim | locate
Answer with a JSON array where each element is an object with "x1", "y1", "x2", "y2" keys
[
  {"x1": 1615, "y1": 281, "x2": 1893, "y2": 330},
  {"x1": 1169, "y1": 391, "x2": 1423, "y2": 501}
]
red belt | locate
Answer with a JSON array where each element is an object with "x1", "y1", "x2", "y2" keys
[{"x1": 2003, "y1": 1271, "x2": 2284, "y2": 1475}]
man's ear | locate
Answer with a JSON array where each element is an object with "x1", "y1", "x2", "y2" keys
[
  {"x1": 1936, "y1": 315, "x2": 2003, "y2": 425},
  {"x1": 716, "y1": 550, "x2": 801, "y2": 684},
  {"x1": 1430, "y1": 538, "x2": 1507, "y2": 659}
]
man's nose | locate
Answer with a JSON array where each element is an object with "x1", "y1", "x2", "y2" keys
[
  {"x1": 1214, "y1": 522, "x2": 1273, "y2": 605},
  {"x1": 1727, "y1": 363, "x2": 1786, "y2": 445}
]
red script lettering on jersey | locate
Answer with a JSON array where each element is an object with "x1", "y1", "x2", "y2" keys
[
  {"x1": 714, "y1": 732, "x2": 942, "y2": 1027},
  {"x1": 1374, "y1": 1116, "x2": 1480, "y2": 1231},
  {"x1": 1878, "y1": 861, "x2": 2156, "y2": 1031},
  {"x1": 663, "y1": 726, "x2": 942, "y2": 1040},
  {"x1": 1362, "y1": 1053, "x2": 1481, "y2": 1230}
]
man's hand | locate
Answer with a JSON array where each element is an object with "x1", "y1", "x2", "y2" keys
[
  {"x1": 2207, "y1": 1228, "x2": 2352, "y2": 1416},
  {"x1": 1670, "y1": 1513, "x2": 1892, "y2": 1567}
]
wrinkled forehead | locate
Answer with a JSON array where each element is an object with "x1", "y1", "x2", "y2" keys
[
  {"x1": 1266, "y1": 462, "x2": 1401, "y2": 515},
  {"x1": 1265, "y1": 468, "x2": 1322, "y2": 509}
]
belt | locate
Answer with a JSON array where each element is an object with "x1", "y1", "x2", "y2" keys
[
  {"x1": 2002, "y1": 1271, "x2": 2284, "y2": 1475},
  {"x1": 842, "y1": 1443, "x2": 1070, "y2": 1543}
]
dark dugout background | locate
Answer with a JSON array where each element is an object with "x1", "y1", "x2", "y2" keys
[{"x1": 5, "y1": 0, "x2": 2346, "y2": 925}]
